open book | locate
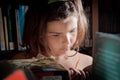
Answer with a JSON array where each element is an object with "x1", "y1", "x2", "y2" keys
[
  {"x1": 92, "y1": 32, "x2": 120, "y2": 80},
  {"x1": 1, "y1": 57, "x2": 70, "y2": 80}
]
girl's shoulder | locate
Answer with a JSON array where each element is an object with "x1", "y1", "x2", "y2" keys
[
  {"x1": 12, "y1": 52, "x2": 38, "y2": 60},
  {"x1": 12, "y1": 52, "x2": 27, "y2": 59}
]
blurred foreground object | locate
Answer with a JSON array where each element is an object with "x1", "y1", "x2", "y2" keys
[{"x1": 0, "y1": 57, "x2": 70, "y2": 80}]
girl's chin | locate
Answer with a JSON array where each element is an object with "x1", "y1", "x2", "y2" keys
[{"x1": 54, "y1": 51, "x2": 68, "y2": 56}]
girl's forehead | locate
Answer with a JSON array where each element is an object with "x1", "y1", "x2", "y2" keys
[{"x1": 47, "y1": 16, "x2": 78, "y2": 31}]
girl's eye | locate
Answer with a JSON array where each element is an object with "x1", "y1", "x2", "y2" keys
[
  {"x1": 52, "y1": 34, "x2": 60, "y2": 37},
  {"x1": 70, "y1": 29, "x2": 75, "y2": 33}
]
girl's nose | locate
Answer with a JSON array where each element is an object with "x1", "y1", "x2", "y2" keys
[{"x1": 62, "y1": 33, "x2": 71, "y2": 45}]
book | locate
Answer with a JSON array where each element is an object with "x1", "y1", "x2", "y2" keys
[
  {"x1": 15, "y1": 5, "x2": 26, "y2": 50},
  {"x1": 6, "y1": 5, "x2": 14, "y2": 50},
  {"x1": 92, "y1": 32, "x2": 120, "y2": 80},
  {"x1": 0, "y1": 7, "x2": 6, "y2": 50},
  {"x1": 3, "y1": 16, "x2": 9, "y2": 50},
  {"x1": 1, "y1": 5, "x2": 9, "y2": 50},
  {"x1": 15, "y1": 7, "x2": 21, "y2": 50},
  {"x1": 18, "y1": 5, "x2": 26, "y2": 47},
  {"x1": 7, "y1": 57, "x2": 70, "y2": 80},
  {"x1": 8, "y1": 5, "x2": 25, "y2": 50}
]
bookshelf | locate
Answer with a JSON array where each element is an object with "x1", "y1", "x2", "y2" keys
[
  {"x1": 0, "y1": 1, "x2": 29, "y2": 60},
  {"x1": 0, "y1": 4, "x2": 27, "y2": 51}
]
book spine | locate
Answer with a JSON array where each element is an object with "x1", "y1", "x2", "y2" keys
[
  {"x1": 15, "y1": 8, "x2": 21, "y2": 50},
  {"x1": 6, "y1": 5, "x2": 14, "y2": 50},
  {"x1": 2, "y1": 5, "x2": 9, "y2": 50},
  {"x1": 9, "y1": 5, "x2": 19, "y2": 50},
  {"x1": 17, "y1": 5, "x2": 26, "y2": 50},
  {"x1": 3, "y1": 16, "x2": 9, "y2": 50},
  {"x1": 0, "y1": 7, "x2": 6, "y2": 50}
]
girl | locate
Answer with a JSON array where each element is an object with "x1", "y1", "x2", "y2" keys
[{"x1": 13, "y1": 0, "x2": 93, "y2": 79}]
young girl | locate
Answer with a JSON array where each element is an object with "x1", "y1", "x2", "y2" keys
[{"x1": 13, "y1": 0, "x2": 93, "y2": 79}]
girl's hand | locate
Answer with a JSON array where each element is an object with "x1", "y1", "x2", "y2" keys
[
  {"x1": 69, "y1": 68, "x2": 86, "y2": 80},
  {"x1": 69, "y1": 65, "x2": 92, "y2": 80}
]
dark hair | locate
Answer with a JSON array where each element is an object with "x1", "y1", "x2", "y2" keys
[{"x1": 22, "y1": 0, "x2": 88, "y2": 57}]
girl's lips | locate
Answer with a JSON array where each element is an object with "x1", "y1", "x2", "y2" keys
[{"x1": 61, "y1": 48, "x2": 70, "y2": 51}]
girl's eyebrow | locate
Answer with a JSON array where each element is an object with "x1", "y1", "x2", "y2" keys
[
  {"x1": 48, "y1": 27, "x2": 77, "y2": 34},
  {"x1": 48, "y1": 32, "x2": 62, "y2": 34}
]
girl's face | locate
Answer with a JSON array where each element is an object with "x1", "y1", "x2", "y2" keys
[{"x1": 46, "y1": 16, "x2": 78, "y2": 56}]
